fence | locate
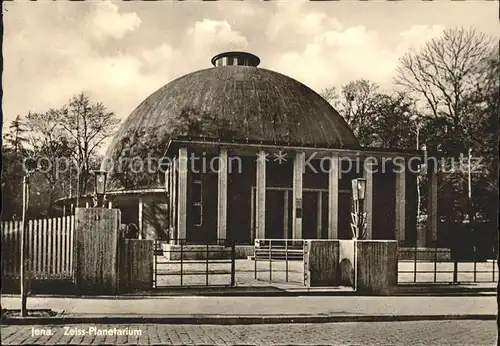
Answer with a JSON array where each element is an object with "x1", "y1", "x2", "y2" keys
[
  {"x1": 153, "y1": 240, "x2": 236, "y2": 287},
  {"x1": 254, "y1": 239, "x2": 305, "y2": 284},
  {"x1": 1, "y1": 216, "x2": 75, "y2": 279},
  {"x1": 398, "y1": 244, "x2": 498, "y2": 284}
]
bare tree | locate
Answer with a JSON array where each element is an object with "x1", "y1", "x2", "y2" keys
[
  {"x1": 394, "y1": 27, "x2": 495, "y2": 153},
  {"x1": 396, "y1": 27, "x2": 498, "y2": 240},
  {"x1": 322, "y1": 79, "x2": 380, "y2": 137},
  {"x1": 25, "y1": 110, "x2": 73, "y2": 214},
  {"x1": 58, "y1": 93, "x2": 120, "y2": 198},
  {"x1": 321, "y1": 79, "x2": 415, "y2": 148}
]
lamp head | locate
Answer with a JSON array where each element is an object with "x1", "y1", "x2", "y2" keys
[
  {"x1": 92, "y1": 169, "x2": 107, "y2": 196},
  {"x1": 351, "y1": 178, "x2": 367, "y2": 201},
  {"x1": 23, "y1": 157, "x2": 40, "y2": 174}
]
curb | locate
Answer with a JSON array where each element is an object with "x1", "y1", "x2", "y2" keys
[
  {"x1": 0, "y1": 289, "x2": 495, "y2": 299},
  {"x1": 1, "y1": 314, "x2": 496, "y2": 325}
]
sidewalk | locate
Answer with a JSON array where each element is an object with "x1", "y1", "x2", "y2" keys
[{"x1": 1, "y1": 295, "x2": 496, "y2": 324}]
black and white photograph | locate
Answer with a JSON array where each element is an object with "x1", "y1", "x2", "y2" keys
[{"x1": 1, "y1": 1, "x2": 498, "y2": 345}]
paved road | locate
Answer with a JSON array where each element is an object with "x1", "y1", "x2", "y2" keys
[{"x1": 1, "y1": 321, "x2": 497, "y2": 345}]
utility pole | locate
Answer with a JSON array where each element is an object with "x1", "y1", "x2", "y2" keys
[
  {"x1": 69, "y1": 167, "x2": 72, "y2": 199},
  {"x1": 415, "y1": 123, "x2": 421, "y2": 218},
  {"x1": 409, "y1": 113, "x2": 422, "y2": 219},
  {"x1": 467, "y1": 148, "x2": 474, "y2": 259},
  {"x1": 76, "y1": 169, "x2": 80, "y2": 208},
  {"x1": 76, "y1": 105, "x2": 80, "y2": 208},
  {"x1": 467, "y1": 148, "x2": 472, "y2": 200}
]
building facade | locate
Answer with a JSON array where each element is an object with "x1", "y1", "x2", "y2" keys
[{"x1": 59, "y1": 51, "x2": 438, "y2": 248}]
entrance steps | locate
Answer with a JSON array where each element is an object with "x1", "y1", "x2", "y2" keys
[{"x1": 253, "y1": 243, "x2": 304, "y2": 261}]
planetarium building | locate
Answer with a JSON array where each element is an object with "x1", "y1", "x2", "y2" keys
[{"x1": 62, "y1": 52, "x2": 438, "y2": 249}]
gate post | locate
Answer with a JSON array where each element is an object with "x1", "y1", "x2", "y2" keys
[
  {"x1": 73, "y1": 208, "x2": 120, "y2": 295},
  {"x1": 118, "y1": 239, "x2": 154, "y2": 293},
  {"x1": 304, "y1": 240, "x2": 339, "y2": 287},
  {"x1": 356, "y1": 240, "x2": 398, "y2": 295}
]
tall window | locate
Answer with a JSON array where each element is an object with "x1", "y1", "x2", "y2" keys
[{"x1": 192, "y1": 180, "x2": 203, "y2": 226}]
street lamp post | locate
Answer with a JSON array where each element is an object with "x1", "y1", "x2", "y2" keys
[
  {"x1": 351, "y1": 178, "x2": 367, "y2": 292},
  {"x1": 20, "y1": 158, "x2": 38, "y2": 317},
  {"x1": 92, "y1": 170, "x2": 107, "y2": 208},
  {"x1": 20, "y1": 175, "x2": 29, "y2": 317}
]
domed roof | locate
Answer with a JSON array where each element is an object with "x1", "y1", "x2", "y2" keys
[{"x1": 104, "y1": 53, "x2": 358, "y2": 189}]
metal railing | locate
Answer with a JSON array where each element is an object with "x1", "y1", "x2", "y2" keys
[
  {"x1": 253, "y1": 239, "x2": 305, "y2": 284},
  {"x1": 398, "y1": 243, "x2": 498, "y2": 284},
  {"x1": 153, "y1": 239, "x2": 236, "y2": 288}
]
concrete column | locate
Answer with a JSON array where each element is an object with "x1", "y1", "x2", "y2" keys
[
  {"x1": 166, "y1": 167, "x2": 171, "y2": 233},
  {"x1": 363, "y1": 159, "x2": 374, "y2": 240},
  {"x1": 177, "y1": 148, "x2": 188, "y2": 243},
  {"x1": 217, "y1": 149, "x2": 228, "y2": 244},
  {"x1": 283, "y1": 190, "x2": 289, "y2": 239},
  {"x1": 172, "y1": 160, "x2": 178, "y2": 243},
  {"x1": 395, "y1": 164, "x2": 406, "y2": 245},
  {"x1": 255, "y1": 151, "x2": 266, "y2": 240},
  {"x1": 165, "y1": 167, "x2": 169, "y2": 222},
  {"x1": 427, "y1": 170, "x2": 438, "y2": 247},
  {"x1": 316, "y1": 191, "x2": 322, "y2": 239},
  {"x1": 250, "y1": 188, "x2": 255, "y2": 241},
  {"x1": 138, "y1": 197, "x2": 143, "y2": 239},
  {"x1": 328, "y1": 156, "x2": 339, "y2": 239},
  {"x1": 164, "y1": 168, "x2": 170, "y2": 195},
  {"x1": 292, "y1": 152, "x2": 305, "y2": 239},
  {"x1": 166, "y1": 167, "x2": 172, "y2": 243}
]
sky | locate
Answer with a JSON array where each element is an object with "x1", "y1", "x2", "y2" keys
[{"x1": 2, "y1": 1, "x2": 499, "y2": 131}]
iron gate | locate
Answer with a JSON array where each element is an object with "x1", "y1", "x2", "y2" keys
[
  {"x1": 253, "y1": 239, "x2": 305, "y2": 285},
  {"x1": 153, "y1": 240, "x2": 236, "y2": 288}
]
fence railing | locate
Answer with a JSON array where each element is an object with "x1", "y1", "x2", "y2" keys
[
  {"x1": 153, "y1": 239, "x2": 236, "y2": 287},
  {"x1": 398, "y1": 244, "x2": 498, "y2": 284},
  {"x1": 254, "y1": 239, "x2": 305, "y2": 284},
  {"x1": 1, "y1": 216, "x2": 75, "y2": 279}
]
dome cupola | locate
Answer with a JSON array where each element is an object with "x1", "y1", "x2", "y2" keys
[
  {"x1": 103, "y1": 52, "x2": 358, "y2": 189},
  {"x1": 211, "y1": 51, "x2": 260, "y2": 67}
]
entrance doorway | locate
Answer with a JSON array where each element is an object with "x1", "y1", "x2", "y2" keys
[
  {"x1": 252, "y1": 187, "x2": 332, "y2": 241},
  {"x1": 302, "y1": 191, "x2": 319, "y2": 239},
  {"x1": 265, "y1": 189, "x2": 286, "y2": 239}
]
